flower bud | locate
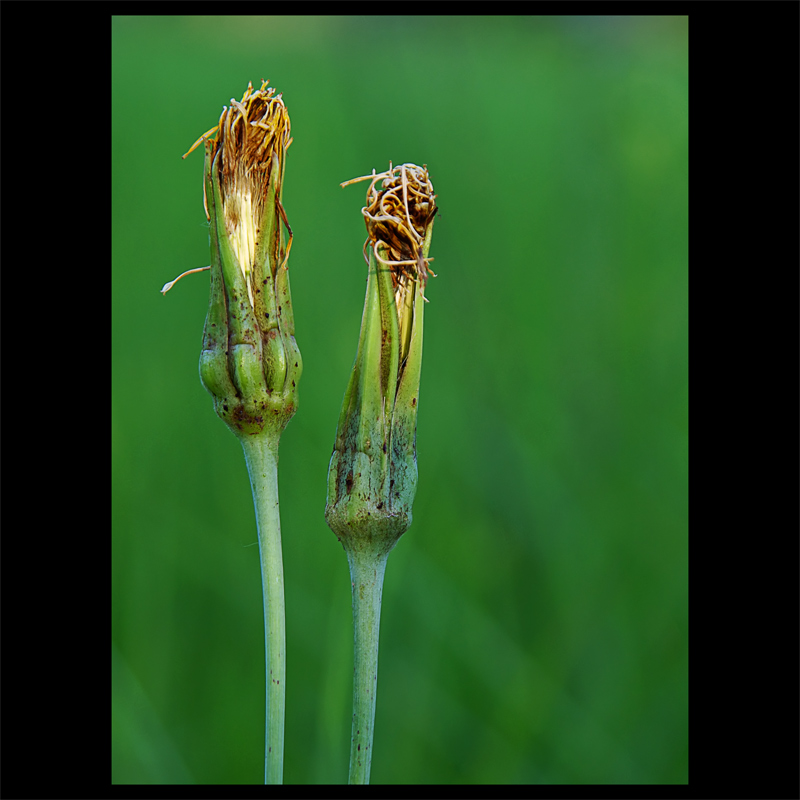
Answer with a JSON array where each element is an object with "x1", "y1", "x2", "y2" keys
[
  {"x1": 325, "y1": 163, "x2": 437, "y2": 556},
  {"x1": 188, "y1": 81, "x2": 302, "y2": 440}
]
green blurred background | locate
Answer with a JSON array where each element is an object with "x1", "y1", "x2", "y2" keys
[{"x1": 112, "y1": 16, "x2": 687, "y2": 785}]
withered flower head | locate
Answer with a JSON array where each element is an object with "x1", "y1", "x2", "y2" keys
[
  {"x1": 325, "y1": 162, "x2": 437, "y2": 555},
  {"x1": 342, "y1": 163, "x2": 437, "y2": 367},
  {"x1": 184, "y1": 80, "x2": 293, "y2": 308},
  {"x1": 183, "y1": 80, "x2": 301, "y2": 440},
  {"x1": 344, "y1": 162, "x2": 437, "y2": 302}
]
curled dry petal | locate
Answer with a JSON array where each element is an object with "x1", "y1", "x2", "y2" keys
[{"x1": 342, "y1": 163, "x2": 437, "y2": 306}]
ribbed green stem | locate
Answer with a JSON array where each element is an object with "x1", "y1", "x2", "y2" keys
[
  {"x1": 346, "y1": 546, "x2": 389, "y2": 785},
  {"x1": 241, "y1": 435, "x2": 285, "y2": 785}
]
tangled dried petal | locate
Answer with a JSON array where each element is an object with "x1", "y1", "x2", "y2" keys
[{"x1": 342, "y1": 163, "x2": 437, "y2": 301}]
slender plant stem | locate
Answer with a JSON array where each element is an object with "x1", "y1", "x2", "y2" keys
[
  {"x1": 346, "y1": 546, "x2": 390, "y2": 784},
  {"x1": 241, "y1": 435, "x2": 286, "y2": 785}
]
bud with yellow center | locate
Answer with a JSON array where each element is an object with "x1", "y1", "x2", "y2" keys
[
  {"x1": 180, "y1": 80, "x2": 302, "y2": 785},
  {"x1": 188, "y1": 79, "x2": 302, "y2": 439}
]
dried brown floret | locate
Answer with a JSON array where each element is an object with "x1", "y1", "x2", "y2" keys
[{"x1": 342, "y1": 163, "x2": 437, "y2": 302}]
